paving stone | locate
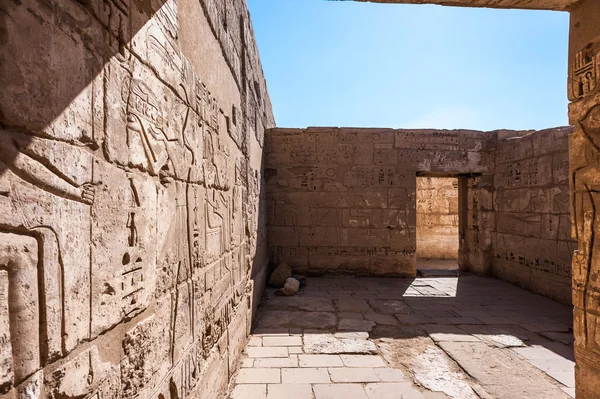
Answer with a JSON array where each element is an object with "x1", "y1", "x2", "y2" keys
[
  {"x1": 237, "y1": 369, "x2": 281, "y2": 384},
  {"x1": 334, "y1": 298, "x2": 372, "y2": 312},
  {"x1": 247, "y1": 347, "x2": 289, "y2": 358},
  {"x1": 363, "y1": 313, "x2": 399, "y2": 325},
  {"x1": 512, "y1": 346, "x2": 568, "y2": 360},
  {"x1": 334, "y1": 332, "x2": 370, "y2": 339},
  {"x1": 422, "y1": 391, "x2": 449, "y2": 398},
  {"x1": 544, "y1": 370, "x2": 575, "y2": 388},
  {"x1": 561, "y1": 387, "x2": 575, "y2": 398},
  {"x1": 263, "y1": 336, "x2": 303, "y2": 347},
  {"x1": 231, "y1": 384, "x2": 267, "y2": 399},
  {"x1": 340, "y1": 355, "x2": 386, "y2": 368},
  {"x1": 254, "y1": 356, "x2": 299, "y2": 368},
  {"x1": 338, "y1": 312, "x2": 364, "y2": 320},
  {"x1": 368, "y1": 299, "x2": 412, "y2": 314},
  {"x1": 338, "y1": 319, "x2": 376, "y2": 332},
  {"x1": 328, "y1": 367, "x2": 380, "y2": 383},
  {"x1": 303, "y1": 334, "x2": 378, "y2": 354},
  {"x1": 438, "y1": 342, "x2": 570, "y2": 398},
  {"x1": 281, "y1": 368, "x2": 331, "y2": 383},
  {"x1": 424, "y1": 325, "x2": 480, "y2": 343},
  {"x1": 364, "y1": 382, "x2": 426, "y2": 399},
  {"x1": 313, "y1": 383, "x2": 368, "y2": 399},
  {"x1": 267, "y1": 384, "x2": 314, "y2": 399},
  {"x1": 262, "y1": 297, "x2": 335, "y2": 312},
  {"x1": 241, "y1": 358, "x2": 255, "y2": 368},
  {"x1": 257, "y1": 311, "x2": 337, "y2": 330},
  {"x1": 520, "y1": 323, "x2": 571, "y2": 333},
  {"x1": 289, "y1": 347, "x2": 304, "y2": 354},
  {"x1": 248, "y1": 336, "x2": 264, "y2": 346},
  {"x1": 395, "y1": 314, "x2": 434, "y2": 324},
  {"x1": 526, "y1": 357, "x2": 575, "y2": 373},
  {"x1": 299, "y1": 354, "x2": 344, "y2": 367},
  {"x1": 445, "y1": 317, "x2": 483, "y2": 325},
  {"x1": 539, "y1": 332, "x2": 574, "y2": 346},
  {"x1": 253, "y1": 328, "x2": 291, "y2": 336},
  {"x1": 477, "y1": 316, "x2": 515, "y2": 325},
  {"x1": 374, "y1": 368, "x2": 407, "y2": 382}
]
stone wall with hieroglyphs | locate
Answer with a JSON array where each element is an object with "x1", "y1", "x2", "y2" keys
[
  {"x1": 491, "y1": 128, "x2": 575, "y2": 304},
  {"x1": 265, "y1": 128, "x2": 495, "y2": 277},
  {"x1": 0, "y1": 0, "x2": 274, "y2": 397},
  {"x1": 416, "y1": 177, "x2": 459, "y2": 260},
  {"x1": 567, "y1": 0, "x2": 600, "y2": 395},
  {"x1": 265, "y1": 127, "x2": 573, "y2": 296}
]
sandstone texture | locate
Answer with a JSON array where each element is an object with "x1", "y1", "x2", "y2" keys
[
  {"x1": 0, "y1": 0, "x2": 274, "y2": 396},
  {"x1": 269, "y1": 262, "x2": 293, "y2": 288},
  {"x1": 567, "y1": 0, "x2": 600, "y2": 395},
  {"x1": 417, "y1": 177, "x2": 459, "y2": 260},
  {"x1": 276, "y1": 278, "x2": 300, "y2": 296},
  {"x1": 265, "y1": 127, "x2": 574, "y2": 305}
]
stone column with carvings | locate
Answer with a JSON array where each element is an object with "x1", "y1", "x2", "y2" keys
[{"x1": 568, "y1": 0, "x2": 600, "y2": 395}]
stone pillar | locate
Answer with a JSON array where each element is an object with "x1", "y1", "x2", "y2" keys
[{"x1": 568, "y1": 0, "x2": 600, "y2": 395}]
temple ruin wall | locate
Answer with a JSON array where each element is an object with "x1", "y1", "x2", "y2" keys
[
  {"x1": 265, "y1": 127, "x2": 573, "y2": 304},
  {"x1": 491, "y1": 128, "x2": 575, "y2": 304},
  {"x1": 0, "y1": 0, "x2": 274, "y2": 397},
  {"x1": 265, "y1": 127, "x2": 495, "y2": 277}
]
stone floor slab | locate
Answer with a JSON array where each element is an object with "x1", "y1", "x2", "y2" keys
[
  {"x1": 328, "y1": 367, "x2": 379, "y2": 383},
  {"x1": 374, "y1": 368, "x2": 407, "y2": 382},
  {"x1": 263, "y1": 336, "x2": 303, "y2": 347},
  {"x1": 313, "y1": 383, "x2": 369, "y2": 399},
  {"x1": 230, "y1": 384, "x2": 267, "y2": 399},
  {"x1": 237, "y1": 369, "x2": 281, "y2": 384},
  {"x1": 254, "y1": 356, "x2": 299, "y2": 368},
  {"x1": 340, "y1": 354, "x2": 386, "y2": 367},
  {"x1": 298, "y1": 354, "x2": 344, "y2": 367},
  {"x1": 247, "y1": 347, "x2": 289, "y2": 358},
  {"x1": 281, "y1": 367, "x2": 331, "y2": 383},
  {"x1": 267, "y1": 384, "x2": 314, "y2": 399},
  {"x1": 303, "y1": 334, "x2": 378, "y2": 354},
  {"x1": 364, "y1": 382, "x2": 426, "y2": 399},
  {"x1": 232, "y1": 276, "x2": 576, "y2": 399}
]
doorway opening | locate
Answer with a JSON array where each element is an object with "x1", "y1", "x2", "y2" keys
[{"x1": 416, "y1": 176, "x2": 460, "y2": 276}]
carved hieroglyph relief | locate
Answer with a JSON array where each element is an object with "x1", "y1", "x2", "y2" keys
[
  {"x1": 266, "y1": 127, "x2": 574, "y2": 302},
  {"x1": 416, "y1": 177, "x2": 459, "y2": 260},
  {"x1": 265, "y1": 128, "x2": 495, "y2": 277},
  {"x1": 569, "y1": 32, "x2": 600, "y2": 390},
  {"x1": 0, "y1": 0, "x2": 273, "y2": 397}
]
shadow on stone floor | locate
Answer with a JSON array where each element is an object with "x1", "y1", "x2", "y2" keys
[{"x1": 235, "y1": 275, "x2": 575, "y2": 398}]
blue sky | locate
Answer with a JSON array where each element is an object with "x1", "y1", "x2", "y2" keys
[{"x1": 247, "y1": 0, "x2": 570, "y2": 131}]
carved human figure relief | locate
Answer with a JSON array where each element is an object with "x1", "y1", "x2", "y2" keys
[{"x1": 0, "y1": 131, "x2": 96, "y2": 391}]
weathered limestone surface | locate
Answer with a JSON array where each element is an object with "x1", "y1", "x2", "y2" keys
[
  {"x1": 352, "y1": 0, "x2": 581, "y2": 11},
  {"x1": 265, "y1": 128, "x2": 496, "y2": 277},
  {"x1": 491, "y1": 128, "x2": 575, "y2": 304},
  {"x1": 567, "y1": 0, "x2": 600, "y2": 395},
  {"x1": 265, "y1": 127, "x2": 573, "y2": 299},
  {"x1": 0, "y1": 0, "x2": 274, "y2": 397},
  {"x1": 416, "y1": 177, "x2": 459, "y2": 260}
]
